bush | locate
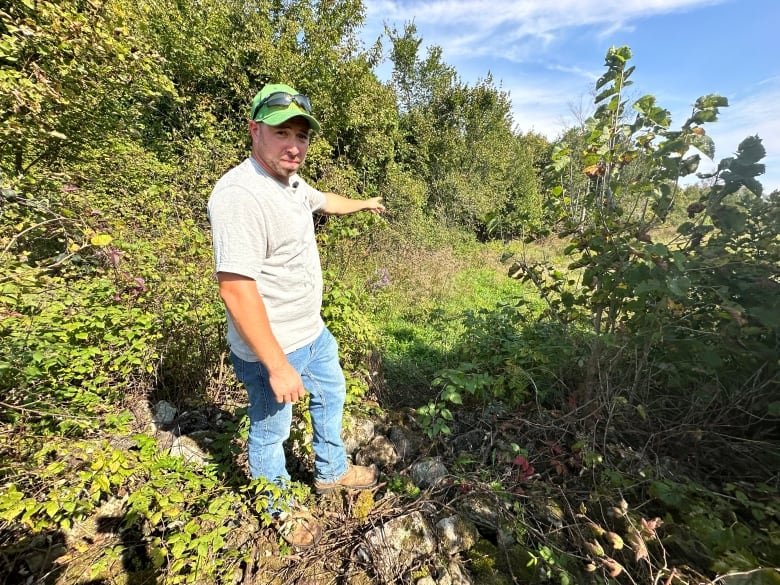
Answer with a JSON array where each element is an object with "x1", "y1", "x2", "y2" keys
[{"x1": 0, "y1": 266, "x2": 160, "y2": 433}]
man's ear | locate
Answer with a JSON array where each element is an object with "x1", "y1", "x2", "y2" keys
[{"x1": 248, "y1": 120, "x2": 261, "y2": 139}]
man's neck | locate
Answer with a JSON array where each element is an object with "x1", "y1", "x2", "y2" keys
[{"x1": 251, "y1": 154, "x2": 294, "y2": 186}]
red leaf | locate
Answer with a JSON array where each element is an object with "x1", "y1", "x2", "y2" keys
[{"x1": 512, "y1": 455, "x2": 530, "y2": 468}]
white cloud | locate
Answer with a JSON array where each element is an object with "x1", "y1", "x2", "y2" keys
[
  {"x1": 364, "y1": 0, "x2": 724, "y2": 62},
  {"x1": 546, "y1": 63, "x2": 600, "y2": 82},
  {"x1": 505, "y1": 79, "x2": 595, "y2": 138},
  {"x1": 595, "y1": 20, "x2": 634, "y2": 41}
]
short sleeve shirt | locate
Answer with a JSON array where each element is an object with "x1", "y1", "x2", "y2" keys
[{"x1": 208, "y1": 157, "x2": 327, "y2": 359}]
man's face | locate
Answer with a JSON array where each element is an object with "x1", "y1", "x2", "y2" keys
[{"x1": 250, "y1": 117, "x2": 311, "y2": 183}]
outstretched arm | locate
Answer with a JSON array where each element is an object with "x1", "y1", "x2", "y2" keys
[{"x1": 321, "y1": 193, "x2": 385, "y2": 216}]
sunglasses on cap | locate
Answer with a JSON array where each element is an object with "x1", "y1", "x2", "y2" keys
[{"x1": 251, "y1": 92, "x2": 313, "y2": 120}]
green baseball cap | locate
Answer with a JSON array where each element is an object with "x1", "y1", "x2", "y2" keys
[{"x1": 249, "y1": 83, "x2": 320, "y2": 131}]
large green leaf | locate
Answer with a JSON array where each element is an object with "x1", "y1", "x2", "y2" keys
[
  {"x1": 695, "y1": 94, "x2": 729, "y2": 109},
  {"x1": 692, "y1": 109, "x2": 718, "y2": 124},
  {"x1": 689, "y1": 133, "x2": 716, "y2": 159},
  {"x1": 712, "y1": 206, "x2": 747, "y2": 232},
  {"x1": 736, "y1": 135, "x2": 766, "y2": 164},
  {"x1": 595, "y1": 68, "x2": 617, "y2": 90}
]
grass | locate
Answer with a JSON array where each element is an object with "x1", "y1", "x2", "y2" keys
[{"x1": 366, "y1": 239, "x2": 544, "y2": 407}]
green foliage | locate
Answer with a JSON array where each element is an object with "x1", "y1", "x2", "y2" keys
[
  {"x1": 0, "y1": 270, "x2": 160, "y2": 432},
  {"x1": 4, "y1": 0, "x2": 777, "y2": 580},
  {"x1": 0, "y1": 0, "x2": 173, "y2": 178},
  {"x1": 386, "y1": 474, "x2": 422, "y2": 498},
  {"x1": 416, "y1": 303, "x2": 587, "y2": 438},
  {"x1": 1, "y1": 2, "x2": 390, "y2": 580},
  {"x1": 321, "y1": 270, "x2": 376, "y2": 403},
  {"x1": 523, "y1": 46, "x2": 778, "y2": 427},
  {"x1": 629, "y1": 177, "x2": 779, "y2": 397},
  {"x1": 648, "y1": 479, "x2": 780, "y2": 573},
  {"x1": 388, "y1": 24, "x2": 542, "y2": 234},
  {"x1": 0, "y1": 440, "x2": 137, "y2": 532},
  {"x1": 484, "y1": 132, "x2": 549, "y2": 240},
  {"x1": 319, "y1": 214, "x2": 384, "y2": 404},
  {"x1": 0, "y1": 431, "x2": 314, "y2": 583}
]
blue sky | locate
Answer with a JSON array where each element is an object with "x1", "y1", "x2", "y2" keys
[{"x1": 361, "y1": 0, "x2": 780, "y2": 192}]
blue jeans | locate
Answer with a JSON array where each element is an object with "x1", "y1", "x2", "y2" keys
[{"x1": 230, "y1": 327, "x2": 348, "y2": 485}]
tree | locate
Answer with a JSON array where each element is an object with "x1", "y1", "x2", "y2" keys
[
  {"x1": 514, "y1": 47, "x2": 777, "y2": 437},
  {"x1": 0, "y1": 0, "x2": 171, "y2": 180},
  {"x1": 387, "y1": 24, "x2": 540, "y2": 233}
]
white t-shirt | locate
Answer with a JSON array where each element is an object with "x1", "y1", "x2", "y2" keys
[{"x1": 208, "y1": 157, "x2": 327, "y2": 359}]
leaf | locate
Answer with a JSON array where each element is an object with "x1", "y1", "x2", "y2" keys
[
  {"x1": 695, "y1": 94, "x2": 729, "y2": 109},
  {"x1": 90, "y1": 233, "x2": 113, "y2": 246},
  {"x1": 606, "y1": 45, "x2": 632, "y2": 65},
  {"x1": 45, "y1": 500, "x2": 59, "y2": 518},
  {"x1": 583, "y1": 163, "x2": 605, "y2": 177},
  {"x1": 633, "y1": 95, "x2": 656, "y2": 115},
  {"x1": 640, "y1": 516, "x2": 663, "y2": 538},
  {"x1": 605, "y1": 531, "x2": 624, "y2": 550},
  {"x1": 692, "y1": 109, "x2": 718, "y2": 124},
  {"x1": 595, "y1": 85, "x2": 618, "y2": 103},
  {"x1": 595, "y1": 69, "x2": 617, "y2": 90},
  {"x1": 585, "y1": 540, "x2": 605, "y2": 557},
  {"x1": 667, "y1": 276, "x2": 691, "y2": 297},
  {"x1": 627, "y1": 528, "x2": 649, "y2": 562},
  {"x1": 442, "y1": 386, "x2": 463, "y2": 404},
  {"x1": 601, "y1": 557, "x2": 623, "y2": 577},
  {"x1": 680, "y1": 153, "x2": 701, "y2": 175},
  {"x1": 689, "y1": 133, "x2": 715, "y2": 158},
  {"x1": 712, "y1": 206, "x2": 747, "y2": 232},
  {"x1": 742, "y1": 176, "x2": 763, "y2": 196},
  {"x1": 650, "y1": 481, "x2": 685, "y2": 508},
  {"x1": 588, "y1": 522, "x2": 606, "y2": 537},
  {"x1": 736, "y1": 135, "x2": 766, "y2": 164}
]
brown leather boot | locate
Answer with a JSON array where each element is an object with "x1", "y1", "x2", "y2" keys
[{"x1": 314, "y1": 464, "x2": 379, "y2": 494}]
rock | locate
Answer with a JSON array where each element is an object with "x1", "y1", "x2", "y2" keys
[
  {"x1": 365, "y1": 512, "x2": 436, "y2": 581},
  {"x1": 154, "y1": 429, "x2": 176, "y2": 451},
  {"x1": 214, "y1": 411, "x2": 231, "y2": 429},
  {"x1": 354, "y1": 545, "x2": 371, "y2": 565},
  {"x1": 152, "y1": 400, "x2": 177, "y2": 427},
  {"x1": 176, "y1": 410, "x2": 210, "y2": 434},
  {"x1": 65, "y1": 496, "x2": 126, "y2": 553},
  {"x1": 410, "y1": 457, "x2": 448, "y2": 489},
  {"x1": 416, "y1": 577, "x2": 437, "y2": 585},
  {"x1": 355, "y1": 435, "x2": 399, "y2": 467},
  {"x1": 389, "y1": 425, "x2": 422, "y2": 461},
  {"x1": 457, "y1": 493, "x2": 504, "y2": 532},
  {"x1": 188, "y1": 430, "x2": 216, "y2": 442},
  {"x1": 109, "y1": 435, "x2": 136, "y2": 451},
  {"x1": 343, "y1": 415, "x2": 375, "y2": 455},
  {"x1": 170, "y1": 436, "x2": 211, "y2": 465},
  {"x1": 436, "y1": 559, "x2": 476, "y2": 585},
  {"x1": 435, "y1": 515, "x2": 479, "y2": 555},
  {"x1": 441, "y1": 560, "x2": 473, "y2": 585}
]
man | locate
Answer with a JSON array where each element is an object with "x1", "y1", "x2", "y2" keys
[{"x1": 208, "y1": 83, "x2": 384, "y2": 547}]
